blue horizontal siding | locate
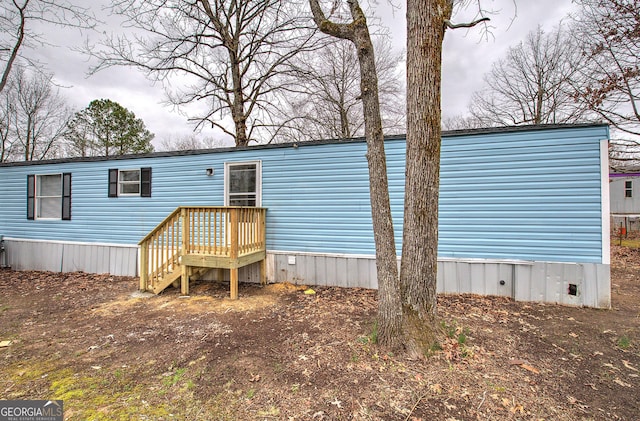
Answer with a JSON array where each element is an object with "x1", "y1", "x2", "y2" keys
[
  {"x1": 437, "y1": 126, "x2": 606, "y2": 263},
  {"x1": 0, "y1": 125, "x2": 608, "y2": 263}
]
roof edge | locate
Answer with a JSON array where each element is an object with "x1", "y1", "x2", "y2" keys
[{"x1": 0, "y1": 123, "x2": 609, "y2": 168}]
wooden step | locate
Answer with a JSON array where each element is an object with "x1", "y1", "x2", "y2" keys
[{"x1": 151, "y1": 269, "x2": 183, "y2": 294}]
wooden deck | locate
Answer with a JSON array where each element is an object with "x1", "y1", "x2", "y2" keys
[{"x1": 138, "y1": 207, "x2": 267, "y2": 299}]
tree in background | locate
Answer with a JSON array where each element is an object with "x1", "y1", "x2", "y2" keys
[
  {"x1": 91, "y1": 0, "x2": 322, "y2": 147},
  {"x1": 158, "y1": 134, "x2": 226, "y2": 151},
  {"x1": 279, "y1": 36, "x2": 405, "y2": 142},
  {"x1": 65, "y1": 99, "x2": 154, "y2": 157},
  {"x1": 0, "y1": 0, "x2": 94, "y2": 94},
  {"x1": 572, "y1": 0, "x2": 639, "y2": 136},
  {"x1": 441, "y1": 114, "x2": 483, "y2": 131},
  {"x1": 469, "y1": 25, "x2": 588, "y2": 127},
  {"x1": 0, "y1": 84, "x2": 15, "y2": 161},
  {"x1": 571, "y1": 0, "x2": 640, "y2": 168},
  {"x1": 0, "y1": 66, "x2": 70, "y2": 162}
]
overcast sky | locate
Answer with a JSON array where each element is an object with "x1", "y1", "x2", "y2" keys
[{"x1": 25, "y1": 0, "x2": 579, "y2": 147}]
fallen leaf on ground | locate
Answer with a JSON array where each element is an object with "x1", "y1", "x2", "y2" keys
[
  {"x1": 613, "y1": 378, "x2": 632, "y2": 387},
  {"x1": 444, "y1": 401, "x2": 457, "y2": 410},
  {"x1": 603, "y1": 363, "x2": 620, "y2": 371},
  {"x1": 430, "y1": 384, "x2": 443, "y2": 394},
  {"x1": 510, "y1": 403, "x2": 524, "y2": 414},
  {"x1": 521, "y1": 364, "x2": 540, "y2": 374},
  {"x1": 622, "y1": 360, "x2": 638, "y2": 372},
  {"x1": 0, "y1": 341, "x2": 11, "y2": 348}
]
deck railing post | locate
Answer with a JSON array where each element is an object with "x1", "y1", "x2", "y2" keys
[
  {"x1": 140, "y1": 242, "x2": 148, "y2": 291},
  {"x1": 230, "y1": 208, "x2": 239, "y2": 260},
  {"x1": 260, "y1": 209, "x2": 266, "y2": 248},
  {"x1": 180, "y1": 208, "x2": 190, "y2": 295},
  {"x1": 230, "y1": 208, "x2": 239, "y2": 299}
]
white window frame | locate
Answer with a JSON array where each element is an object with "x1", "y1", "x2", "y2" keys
[
  {"x1": 625, "y1": 180, "x2": 633, "y2": 198},
  {"x1": 118, "y1": 169, "x2": 141, "y2": 196},
  {"x1": 35, "y1": 173, "x2": 62, "y2": 220},
  {"x1": 224, "y1": 161, "x2": 262, "y2": 207}
]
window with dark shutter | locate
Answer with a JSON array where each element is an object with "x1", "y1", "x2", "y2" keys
[
  {"x1": 141, "y1": 167, "x2": 152, "y2": 197},
  {"x1": 108, "y1": 169, "x2": 118, "y2": 197},
  {"x1": 109, "y1": 167, "x2": 152, "y2": 198},
  {"x1": 27, "y1": 174, "x2": 35, "y2": 220},
  {"x1": 29, "y1": 174, "x2": 65, "y2": 220},
  {"x1": 62, "y1": 173, "x2": 72, "y2": 220}
]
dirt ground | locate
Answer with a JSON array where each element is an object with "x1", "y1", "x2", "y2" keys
[{"x1": 0, "y1": 245, "x2": 638, "y2": 420}]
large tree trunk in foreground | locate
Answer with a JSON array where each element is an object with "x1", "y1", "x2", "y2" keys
[
  {"x1": 308, "y1": 0, "x2": 403, "y2": 348},
  {"x1": 399, "y1": 0, "x2": 453, "y2": 356}
]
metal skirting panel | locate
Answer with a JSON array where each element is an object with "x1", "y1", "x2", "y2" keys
[
  {"x1": 198, "y1": 254, "x2": 378, "y2": 289},
  {"x1": 263, "y1": 252, "x2": 610, "y2": 308},
  {"x1": 4, "y1": 240, "x2": 64, "y2": 272},
  {"x1": 1, "y1": 241, "x2": 611, "y2": 308},
  {"x1": 4, "y1": 239, "x2": 138, "y2": 276},
  {"x1": 514, "y1": 262, "x2": 610, "y2": 308},
  {"x1": 267, "y1": 253, "x2": 378, "y2": 289},
  {"x1": 437, "y1": 261, "x2": 516, "y2": 297}
]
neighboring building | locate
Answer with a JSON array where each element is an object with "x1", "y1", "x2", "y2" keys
[
  {"x1": 0, "y1": 124, "x2": 611, "y2": 307},
  {"x1": 610, "y1": 171, "x2": 640, "y2": 234}
]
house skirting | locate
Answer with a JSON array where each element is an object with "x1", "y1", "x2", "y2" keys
[
  {"x1": 3, "y1": 237, "x2": 137, "y2": 277},
  {"x1": 2, "y1": 239, "x2": 610, "y2": 308}
]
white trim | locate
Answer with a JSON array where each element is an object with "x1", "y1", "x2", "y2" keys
[
  {"x1": 601, "y1": 139, "x2": 611, "y2": 265},
  {"x1": 224, "y1": 160, "x2": 262, "y2": 206},
  {"x1": 268, "y1": 249, "x2": 536, "y2": 265},
  {"x1": 437, "y1": 256, "x2": 535, "y2": 265},
  {"x1": 268, "y1": 249, "x2": 378, "y2": 260},
  {"x1": 2, "y1": 237, "x2": 139, "y2": 249},
  {"x1": 611, "y1": 214, "x2": 640, "y2": 217}
]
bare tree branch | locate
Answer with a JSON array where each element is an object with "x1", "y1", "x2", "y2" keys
[
  {"x1": 444, "y1": 16, "x2": 489, "y2": 29},
  {"x1": 0, "y1": 0, "x2": 96, "y2": 94}
]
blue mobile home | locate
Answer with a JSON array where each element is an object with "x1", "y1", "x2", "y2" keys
[{"x1": 0, "y1": 124, "x2": 611, "y2": 307}]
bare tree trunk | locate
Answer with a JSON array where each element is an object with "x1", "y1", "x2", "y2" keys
[
  {"x1": 309, "y1": 0, "x2": 403, "y2": 348},
  {"x1": 339, "y1": 106, "x2": 350, "y2": 138},
  {"x1": 400, "y1": 0, "x2": 453, "y2": 356},
  {"x1": 0, "y1": 1, "x2": 26, "y2": 95},
  {"x1": 352, "y1": 16, "x2": 403, "y2": 349},
  {"x1": 229, "y1": 49, "x2": 249, "y2": 147},
  {"x1": 24, "y1": 115, "x2": 32, "y2": 161}
]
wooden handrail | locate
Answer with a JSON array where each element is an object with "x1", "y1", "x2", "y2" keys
[{"x1": 138, "y1": 207, "x2": 182, "y2": 245}]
